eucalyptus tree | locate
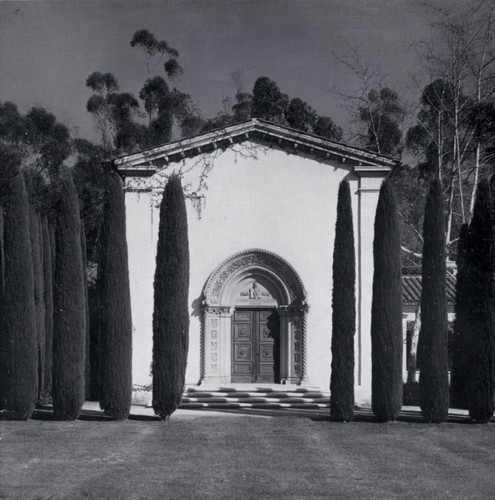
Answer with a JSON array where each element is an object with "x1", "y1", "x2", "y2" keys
[
  {"x1": 251, "y1": 77, "x2": 289, "y2": 125},
  {"x1": 406, "y1": 1, "x2": 495, "y2": 251},
  {"x1": 130, "y1": 29, "x2": 193, "y2": 146},
  {"x1": 85, "y1": 72, "x2": 145, "y2": 154}
]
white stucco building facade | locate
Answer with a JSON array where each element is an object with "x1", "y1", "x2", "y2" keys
[{"x1": 115, "y1": 119, "x2": 398, "y2": 405}]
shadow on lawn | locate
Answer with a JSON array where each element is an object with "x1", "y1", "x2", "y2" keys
[
  {"x1": 312, "y1": 408, "x2": 473, "y2": 425},
  {"x1": 29, "y1": 405, "x2": 476, "y2": 424},
  {"x1": 180, "y1": 406, "x2": 475, "y2": 424},
  {"x1": 31, "y1": 407, "x2": 161, "y2": 422}
]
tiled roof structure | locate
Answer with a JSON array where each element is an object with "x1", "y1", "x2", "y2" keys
[{"x1": 402, "y1": 273, "x2": 456, "y2": 306}]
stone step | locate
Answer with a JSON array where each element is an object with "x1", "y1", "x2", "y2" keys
[
  {"x1": 179, "y1": 401, "x2": 329, "y2": 410},
  {"x1": 182, "y1": 391, "x2": 329, "y2": 400},
  {"x1": 181, "y1": 396, "x2": 329, "y2": 404},
  {"x1": 175, "y1": 386, "x2": 331, "y2": 410},
  {"x1": 185, "y1": 385, "x2": 325, "y2": 394},
  {"x1": 137, "y1": 386, "x2": 331, "y2": 410},
  {"x1": 179, "y1": 386, "x2": 330, "y2": 410}
]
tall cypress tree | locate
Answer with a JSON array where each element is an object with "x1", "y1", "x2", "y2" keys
[
  {"x1": 417, "y1": 179, "x2": 449, "y2": 422},
  {"x1": 0, "y1": 174, "x2": 38, "y2": 420},
  {"x1": 52, "y1": 170, "x2": 86, "y2": 420},
  {"x1": 450, "y1": 223, "x2": 470, "y2": 409},
  {"x1": 29, "y1": 206, "x2": 46, "y2": 406},
  {"x1": 466, "y1": 179, "x2": 495, "y2": 423},
  {"x1": 153, "y1": 174, "x2": 190, "y2": 420},
  {"x1": 41, "y1": 215, "x2": 54, "y2": 404},
  {"x1": 330, "y1": 180, "x2": 356, "y2": 421},
  {"x1": 99, "y1": 172, "x2": 133, "y2": 419},
  {"x1": 371, "y1": 179, "x2": 403, "y2": 422},
  {"x1": 88, "y1": 284, "x2": 102, "y2": 401},
  {"x1": 0, "y1": 204, "x2": 3, "y2": 293},
  {"x1": 80, "y1": 222, "x2": 91, "y2": 401}
]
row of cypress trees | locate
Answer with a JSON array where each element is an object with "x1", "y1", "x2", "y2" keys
[
  {"x1": 0, "y1": 163, "x2": 134, "y2": 420},
  {"x1": 330, "y1": 178, "x2": 404, "y2": 422},
  {"x1": 331, "y1": 174, "x2": 495, "y2": 424},
  {"x1": 401, "y1": 176, "x2": 495, "y2": 424},
  {"x1": 417, "y1": 177, "x2": 495, "y2": 424},
  {"x1": 0, "y1": 169, "x2": 88, "y2": 420},
  {"x1": 9, "y1": 160, "x2": 493, "y2": 425},
  {"x1": 330, "y1": 177, "x2": 438, "y2": 423}
]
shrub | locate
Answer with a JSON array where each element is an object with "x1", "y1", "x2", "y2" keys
[
  {"x1": 417, "y1": 179, "x2": 449, "y2": 422},
  {"x1": 98, "y1": 172, "x2": 133, "y2": 419},
  {"x1": 371, "y1": 179, "x2": 403, "y2": 422},
  {"x1": 152, "y1": 175, "x2": 190, "y2": 420},
  {"x1": 330, "y1": 180, "x2": 356, "y2": 421},
  {"x1": 0, "y1": 174, "x2": 38, "y2": 419},
  {"x1": 52, "y1": 170, "x2": 86, "y2": 420}
]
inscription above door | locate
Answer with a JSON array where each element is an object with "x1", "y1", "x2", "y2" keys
[{"x1": 235, "y1": 281, "x2": 278, "y2": 307}]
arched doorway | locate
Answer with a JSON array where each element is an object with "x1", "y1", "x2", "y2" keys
[{"x1": 201, "y1": 249, "x2": 307, "y2": 385}]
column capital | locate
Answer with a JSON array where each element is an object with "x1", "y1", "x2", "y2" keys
[
  {"x1": 278, "y1": 304, "x2": 308, "y2": 317},
  {"x1": 203, "y1": 305, "x2": 232, "y2": 317}
]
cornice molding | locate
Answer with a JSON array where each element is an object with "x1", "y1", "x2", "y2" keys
[{"x1": 114, "y1": 118, "x2": 399, "y2": 176}]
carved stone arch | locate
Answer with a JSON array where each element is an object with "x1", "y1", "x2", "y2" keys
[
  {"x1": 203, "y1": 249, "x2": 306, "y2": 307},
  {"x1": 201, "y1": 249, "x2": 308, "y2": 385}
]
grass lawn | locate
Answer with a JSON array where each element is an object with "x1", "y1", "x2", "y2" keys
[{"x1": 1, "y1": 409, "x2": 495, "y2": 499}]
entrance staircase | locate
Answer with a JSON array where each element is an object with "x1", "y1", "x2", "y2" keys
[{"x1": 179, "y1": 384, "x2": 330, "y2": 411}]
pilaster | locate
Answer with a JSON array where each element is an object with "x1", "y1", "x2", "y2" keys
[{"x1": 202, "y1": 306, "x2": 232, "y2": 384}]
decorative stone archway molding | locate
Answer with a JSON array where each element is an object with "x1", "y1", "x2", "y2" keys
[
  {"x1": 201, "y1": 249, "x2": 308, "y2": 385},
  {"x1": 204, "y1": 249, "x2": 306, "y2": 307}
]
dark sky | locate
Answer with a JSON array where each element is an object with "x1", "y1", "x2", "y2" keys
[{"x1": 0, "y1": 0, "x2": 459, "y2": 142}]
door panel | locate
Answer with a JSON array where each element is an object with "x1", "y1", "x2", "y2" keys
[
  {"x1": 257, "y1": 312, "x2": 275, "y2": 383},
  {"x1": 232, "y1": 309, "x2": 277, "y2": 383},
  {"x1": 234, "y1": 322, "x2": 252, "y2": 342}
]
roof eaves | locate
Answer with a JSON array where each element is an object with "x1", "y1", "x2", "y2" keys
[{"x1": 114, "y1": 118, "x2": 400, "y2": 175}]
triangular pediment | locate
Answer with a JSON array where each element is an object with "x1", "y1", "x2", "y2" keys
[{"x1": 114, "y1": 118, "x2": 399, "y2": 177}]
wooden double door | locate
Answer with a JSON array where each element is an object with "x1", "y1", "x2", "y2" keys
[{"x1": 232, "y1": 308, "x2": 279, "y2": 383}]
